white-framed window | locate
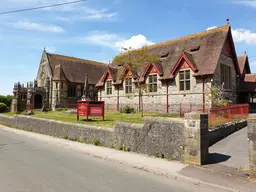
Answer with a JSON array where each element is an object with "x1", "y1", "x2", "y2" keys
[
  {"x1": 179, "y1": 70, "x2": 190, "y2": 91},
  {"x1": 148, "y1": 74, "x2": 157, "y2": 92},
  {"x1": 125, "y1": 77, "x2": 133, "y2": 94},
  {"x1": 106, "y1": 80, "x2": 112, "y2": 95}
]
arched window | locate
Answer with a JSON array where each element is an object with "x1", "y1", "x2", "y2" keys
[
  {"x1": 40, "y1": 71, "x2": 46, "y2": 87},
  {"x1": 76, "y1": 85, "x2": 82, "y2": 97}
]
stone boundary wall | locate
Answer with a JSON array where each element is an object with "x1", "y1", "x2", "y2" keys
[
  {"x1": 248, "y1": 119, "x2": 256, "y2": 178},
  {"x1": 0, "y1": 115, "x2": 185, "y2": 161},
  {"x1": 208, "y1": 120, "x2": 247, "y2": 146}
]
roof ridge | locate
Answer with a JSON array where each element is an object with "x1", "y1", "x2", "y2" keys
[
  {"x1": 46, "y1": 52, "x2": 106, "y2": 66},
  {"x1": 117, "y1": 24, "x2": 230, "y2": 57}
]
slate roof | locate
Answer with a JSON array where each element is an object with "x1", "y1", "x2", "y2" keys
[
  {"x1": 46, "y1": 52, "x2": 107, "y2": 84},
  {"x1": 239, "y1": 74, "x2": 256, "y2": 92},
  {"x1": 96, "y1": 24, "x2": 238, "y2": 87},
  {"x1": 237, "y1": 54, "x2": 251, "y2": 75}
]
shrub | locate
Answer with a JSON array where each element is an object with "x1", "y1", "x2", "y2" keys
[
  {"x1": 0, "y1": 102, "x2": 7, "y2": 113},
  {"x1": 120, "y1": 106, "x2": 136, "y2": 114},
  {"x1": 93, "y1": 138, "x2": 101, "y2": 146},
  {"x1": 0, "y1": 95, "x2": 13, "y2": 107}
]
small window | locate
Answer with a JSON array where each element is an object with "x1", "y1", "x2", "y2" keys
[
  {"x1": 125, "y1": 78, "x2": 133, "y2": 94},
  {"x1": 190, "y1": 45, "x2": 200, "y2": 53},
  {"x1": 179, "y1": 70, "x2": 190, "y2": 91},
  {"x1": 149, "y1": 74, "x2": 157, "y2": 92},
  {"x1": 106, "y1": 80, "x2": 112, "y2": 95},
  {"x1": 160, "y1": 52, "x2": 169, "y2": 59}
]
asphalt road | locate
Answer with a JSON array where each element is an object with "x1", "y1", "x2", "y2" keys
[{"x1": 0, "y1": 127, "x2": 224, "y2": 192}]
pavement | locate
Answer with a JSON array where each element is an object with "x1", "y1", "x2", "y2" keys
[
  {"x1": 0, "y1": 125, "x2": 255, "y2": 192},
  {"x1": 208, "y1": 127, "x2": 249, "y2": 169}
]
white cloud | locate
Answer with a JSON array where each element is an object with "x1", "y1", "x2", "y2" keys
[
  {"x1": 84, "y1": 12, "x2": 117, "y2": 20},
  {"x1": 79, "y1": 32, "x2": 155, "y2": 51},
  {"x1": 231, "y1": 28, "x2": 256, "y2": 44},
  {"x1": 2, "y1": 1, "x2": 117, "y2": 22},
  {"x1": 115, "y1": 34, "x2": 155, "y2": 50},
  {"x1": 12, "y1": 21, "x2": 64, "y2": 33},
  {"x1": 207, "y1": 26, "x2": 256, "y2": 45},
  {"x1": 206, "y1": 26, "x2": 217, "y2": 30},
  {"x1": 233, "y1": 0, "x2": 256, "y2": 8},
  {"x1": 78, "y1": 31, "x2": 122, "y2": 48},
  {"x1": 58, "y1": 7, "x2": 117, "y2": 22}
]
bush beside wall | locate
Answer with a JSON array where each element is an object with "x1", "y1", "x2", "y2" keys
[
  {"x1": 0, "y1": 103, "x2": 7, "y2": 113},
  {"x1": 0, "y1": 95, "x2": 13, "y2": 107}
]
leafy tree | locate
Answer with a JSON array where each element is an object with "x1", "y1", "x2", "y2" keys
[
  {"x1": 113, "y1": 46, "x2": 160, "y2": 117},
  {"x1": 0, "y1": 95, "x2": 13, "y2": 107}
]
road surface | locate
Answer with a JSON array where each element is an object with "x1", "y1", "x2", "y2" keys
[{"x1": 0, "y1": 126, "x2": 224, "y2": 192}]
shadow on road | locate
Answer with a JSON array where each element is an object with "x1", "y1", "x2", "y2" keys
[{"x1": 206, "y1": 153, "x2": 231, "y2": 165}]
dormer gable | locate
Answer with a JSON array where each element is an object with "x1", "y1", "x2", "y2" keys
[
  {"x1": 170, "y1": 52, "x2": 198, "y2": 76},
  {"x1": 120, "y1": 65, "x2": 137, "y2": 79}
]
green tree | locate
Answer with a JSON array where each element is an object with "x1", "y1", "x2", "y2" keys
[
  {"x1": 113, "y1": 46, "x2": 160, "y2": 117},
  {"x1": 0, "y1": 95, "x2": 13, "y2": 107}
]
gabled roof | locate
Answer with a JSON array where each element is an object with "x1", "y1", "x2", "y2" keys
[
  {"x1": 237, "y1": 53, "x2": 251, "y2": 75},
  {"x1": 239, "y1": 74, "x2": 256, "y2": 93},
  {"x1": 170, "y1": 52, "x2": 198, "y2": 75},
  {"x1": 96, "y1": 24, "x2": 238, "y2": 87},
  {"x1": 45, "y1": 52, "x2": 107, "y2": 84}
]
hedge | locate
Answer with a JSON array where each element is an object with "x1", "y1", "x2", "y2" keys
[{"x1": 0, "y1": 103, "x2": 7, "y2": 113}]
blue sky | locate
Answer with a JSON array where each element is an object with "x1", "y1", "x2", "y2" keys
[{"x1": 1, "y1": 0, "x2": 256, "y2": 95}]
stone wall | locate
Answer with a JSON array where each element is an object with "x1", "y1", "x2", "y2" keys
[
  {"x1": 248, "y1": 119, "x2": 256, "y2": 178},
  {"x1": 115, "y1": 117, "x2": 185, "y2": 160},
  {"x1": 0, "y1": 115, "x2": 186, "y2": 161},
  {"x1": 208, "y1": 120, "x2": 247, "y2": 146},
  {"x1": 100, "y1": 70, "x2": 212, "y2": 113}
]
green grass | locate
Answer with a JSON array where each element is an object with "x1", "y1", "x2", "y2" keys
[{"x1": 3, "y1": 110, "x2": 179, "y2": 128}]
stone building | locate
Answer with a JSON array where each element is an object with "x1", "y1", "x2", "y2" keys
[
  {"x1": 11, "y1": 50, "x2": 106, "y2": 112},
  {"x1": 95, "y1": 24, "x2": 254, "y2": 113}
]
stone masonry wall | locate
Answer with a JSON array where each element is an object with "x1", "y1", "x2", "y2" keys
[
  {"x1": 248, "y1": 119, "x2": 256, "y2": 178},
  {"x1": 115, "y1": 117, "x2": 185, "y2": 160},
  {"x1": 0, "y1": 115, "x2": 186, "y2": 161},
  {"x1": 100, "y1": 71, "x2": 212, "y2": 113}
]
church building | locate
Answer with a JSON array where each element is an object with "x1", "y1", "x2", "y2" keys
[{"x1": 11, "y1": 50, "x2": 106, "y2": 112}]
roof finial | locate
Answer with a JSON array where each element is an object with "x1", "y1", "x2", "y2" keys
[
  {"x1": 44, "y1": 47, "x2": 46, "y2": 51},
  {"x1": 226, "y1": 17, "x2": 230, "y2": 25},
  {"x1": 244, "y1": 51, "x2": 247, "y2": 55}
]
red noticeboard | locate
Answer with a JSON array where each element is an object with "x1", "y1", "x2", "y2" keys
[{"x1": 77, "y1": 100, "x2": 105, "y2": 122}]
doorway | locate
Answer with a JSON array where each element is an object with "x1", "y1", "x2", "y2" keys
[{"x1": 34, "y1": 94, "x2": 43, "y2": 109}]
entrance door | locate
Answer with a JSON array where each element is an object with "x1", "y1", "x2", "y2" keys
[{"x1": 34, "y1": 94, "x2": 43, "y2": 109}]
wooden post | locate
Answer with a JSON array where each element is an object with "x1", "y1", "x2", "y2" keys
[
  {"x1": 227, "y1": 105, "x2": 231, "y2": 121},
  {"x1": 117, "y1": 86, "x2": 119, "y2": 112},
  {"x1": 180, "y1": 103, "x2": 182, "y2": 117},
  {"x1": 138, "y1": 89, "x2": 141, "y2": 112},
  {"x1": 202, "y1": 78, "x2": 205, "y2": 113},
  {"x1": 166, "y1": 80, "x2": 169, "y2": 113},
  {"x1": 102, "y1": 101, "x2": 105, "y2": 121}
]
